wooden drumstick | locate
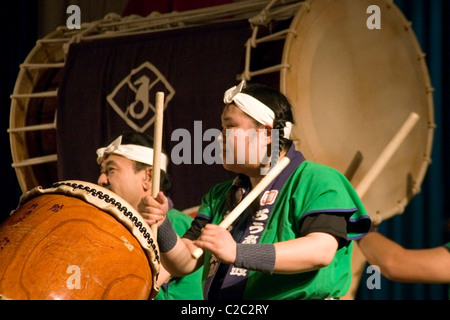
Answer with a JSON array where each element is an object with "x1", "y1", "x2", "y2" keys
[
  {"x1": 341, "y1": 112, "x2": 420, "y2": 301},
  {"x1": 191, "y1": 156, "x2": 291, "y2": 259},
  {"x1": 151, "y1": 91, "x2": 165, "y2": 237},
  {"x1": 355, "y1": 112, "x2": 420, "y2": 198}
]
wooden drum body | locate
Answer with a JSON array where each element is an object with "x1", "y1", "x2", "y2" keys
[{"x1": 0, "y1": 181, "x2": 159, "y2": 300}]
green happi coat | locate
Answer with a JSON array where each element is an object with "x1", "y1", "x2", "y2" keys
[{"x1": 197, "y1": 160, "x2": 371, "y2": 300}]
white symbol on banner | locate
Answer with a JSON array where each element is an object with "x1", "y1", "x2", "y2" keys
[
  {"x1": 127, "y1": 76, "x2": 151, "y2": 120},
  {"x1": 107, "y1": 62, "x2": 175, "y2": 132}
]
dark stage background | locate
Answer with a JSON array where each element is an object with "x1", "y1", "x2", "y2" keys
[{"x1": 2, "y1": 0, "x2": 449, "y2": 300}]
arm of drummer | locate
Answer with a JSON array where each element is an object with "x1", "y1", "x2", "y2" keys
[
  {"x1": 272, "y1": 233, "x2": 340, "y2": 273},
  {"x1": 160, "y1": 238, "x2": 204, "y2": 277},
  {"x1": 194, "y1": 224, "x2": 340, "y2": 273},
  {"x1": 138, "y1": 192, "x2": 204, "y2": 277},
  {"x1": 357, "y1": 231, "x2": 450, "y2": 283},
  {"x1": 156, "y1": 263, "x2": 172, "y2": 286}
]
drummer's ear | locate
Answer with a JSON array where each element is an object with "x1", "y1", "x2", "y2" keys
[
  {"x1": 145, "y1": 167, "x2": 153, "y2": 181},
  {"x1": 143, "y1": 167, "x2": 152, "y2": 190}
]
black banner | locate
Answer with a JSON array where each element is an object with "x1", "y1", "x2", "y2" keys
[{"x1": 57, "y1": 20, "x2": 251, "y2": 210}]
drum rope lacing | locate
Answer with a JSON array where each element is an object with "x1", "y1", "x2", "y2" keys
[
  {"x1": 51, "y1": 181, "x2": 159, "y2": 261},
  {"x1": 240, "y1": 0, "x2": 305, "y2": 80}
]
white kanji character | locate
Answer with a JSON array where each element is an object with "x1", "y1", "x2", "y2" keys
[
  {"x1": 249, "y1": 222, "x2": 264, "y2": 234},
  {"x1": 230, "y1": 267, "x2": 248, "y2": 277},
  {"x1": 242, "y1": 235, "x2": 259, "y2": 244}
]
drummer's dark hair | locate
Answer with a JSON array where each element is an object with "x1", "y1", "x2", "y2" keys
[
  {"x1": 241, "y1": 82, "x2": 293, "y2": 154},
  {"x1": 111, "y1": 131, "x2": 172, "y2": 196}
]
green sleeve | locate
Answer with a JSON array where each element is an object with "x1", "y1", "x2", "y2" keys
[
  {"x1": 167, "y1": 209, "x2": 193, "y2": 237},
  {"x1": 292, "y1": 162, "x2": 371, "y2": 240}
]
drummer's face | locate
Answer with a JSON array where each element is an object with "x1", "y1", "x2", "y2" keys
[
  {"x1": 220, "y1": 104, "x2": 270, "y2": 176},
  {"x1": 97, "y1": 154, "x2": 149, "y2": 210}
]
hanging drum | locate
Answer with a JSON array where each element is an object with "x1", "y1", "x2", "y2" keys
[
  {"x1": 243, "y1": 0, "x2": 434, "y2": 224},
  {"x1": 0, "y1": 181, "x2": 160, "y2": 300},
  {"x1": 8, "y1": 27, "x2": 64, "y2": 193}
]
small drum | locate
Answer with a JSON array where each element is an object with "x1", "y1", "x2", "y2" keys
[{"x1": 0, "y1": 181, "x2": 160, "y2": 300}]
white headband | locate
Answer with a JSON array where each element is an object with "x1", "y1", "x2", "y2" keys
[
  {"x1": 223, "y1": 80, "x2": 292, "y2": 139},
  {"x1": 96, "y1": 135, "x2": 168, "y2": 172}
]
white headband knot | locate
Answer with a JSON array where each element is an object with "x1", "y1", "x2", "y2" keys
[
  {"x1": 96, "y1": 135, "x2": 168, "y2": 172},
  {"x1": 223, "y1": 80, "x2": 293, "y2": 139}
]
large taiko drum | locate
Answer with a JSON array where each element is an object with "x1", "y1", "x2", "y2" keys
[
  {"x1": 0, "y1": 180, "x2": 160, "y2": 300},
  {"x1": 243, "y1": 0, "x2": 434, "y2": 223}
]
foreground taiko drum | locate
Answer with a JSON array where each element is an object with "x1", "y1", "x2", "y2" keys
[{"x1": 0, "y1": 181, "x2": 160, "y2": 300}]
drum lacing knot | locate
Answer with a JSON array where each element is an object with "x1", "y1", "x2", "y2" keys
[{"x1": 249, "y1": 12, "x2": 269, "y2": 26}]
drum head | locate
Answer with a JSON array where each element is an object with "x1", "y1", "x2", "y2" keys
[{"x1": 281, "y1": 0, "x2": 434, "y2": 222}]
